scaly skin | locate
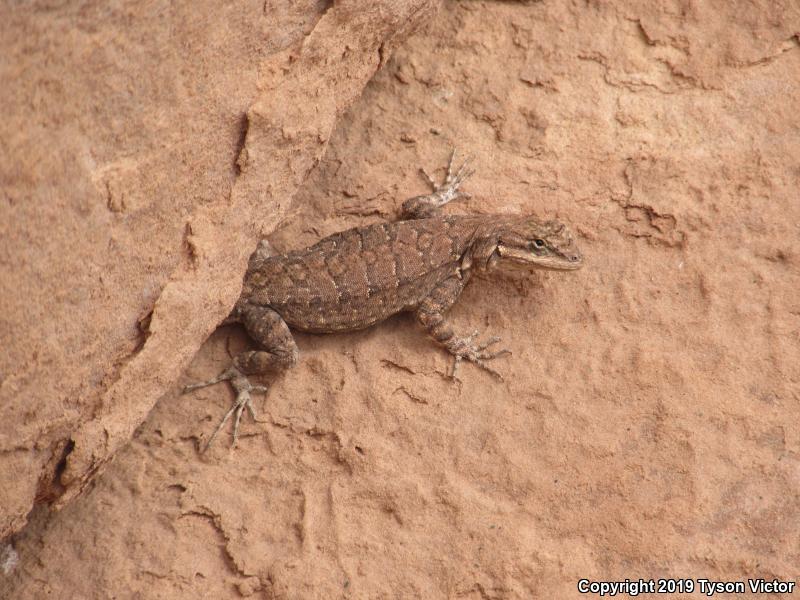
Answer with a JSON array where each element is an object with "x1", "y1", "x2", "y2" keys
[{"x1": 185, "y1": 150, "x2": 583, "y2": 450}]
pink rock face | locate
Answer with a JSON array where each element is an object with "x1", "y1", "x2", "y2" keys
[
  {"x1": 0, "y1": 0, "x2": 438, "y2": 541},
  {"x1": 2, "y1": 0, "x2": 799, "y2": 598}
]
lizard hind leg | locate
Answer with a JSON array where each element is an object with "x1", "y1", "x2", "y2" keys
[
  {"x1": 183, "y1": 304, "x2": 298, "y2": 451},
  {"x1": 401, "y1": 148, "x2": 475, "y2": 219}
]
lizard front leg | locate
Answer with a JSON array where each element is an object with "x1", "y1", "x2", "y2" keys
[
  {"x1": 401, "y1": 149, "x2": 474, "y2": 219},
  {"x1": 183, "y1": 304, "x2": 298, "y2": 450},
  {"x1": 415, "y1": 276, "x2": 510, "y2": 380}
]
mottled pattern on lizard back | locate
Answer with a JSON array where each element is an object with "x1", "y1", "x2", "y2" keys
[
  {"x1": 184, "y1": 151, "x2": 583, "y2": 450},
  {"x1": 241, "y1": 216, "x2": 483, "y2": 333}
]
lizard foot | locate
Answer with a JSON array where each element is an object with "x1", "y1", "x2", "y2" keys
[
  {"x1": 448, "y1": 330, "x2": 511, "y2": 381},
  {"x1": 183, "y1": 367, "x2": 268, "y2": 452},
  {"x1": 420, "y1": 148, "x2": 475, "y2": 204},
  {"x1": 402, "y1": 148, "x2": 475, "y2": 218}
]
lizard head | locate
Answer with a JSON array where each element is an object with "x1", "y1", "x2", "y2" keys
[{"x1": 495, "y1": 217, "x2": 582, "y2": 270}]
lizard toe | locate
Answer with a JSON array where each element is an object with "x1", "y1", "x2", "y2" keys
[
  {"x1": 446, "y1": 331, "x2": 509, "y2": 381},
  {"x1": 471, "y1": 358, "x2": 505, "y2": 381},
  {"x1": 184, "y1": 366, "x2": 269, "y2": 452},
  {"x1": 475, "y1": 335, "x2": 501, "y2": 352},
  {"x1": 476, "y1": 347, "x2": 511, "y2": 361},
  {"x1": 182, "y1": 366, "x2": 238, "y2": 393}
]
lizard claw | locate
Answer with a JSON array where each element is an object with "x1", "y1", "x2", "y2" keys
[
  {"x1": 183, "y1": 367, "x2": 268, "y2": 452},
  {"x1": 446, "y1": 149, "x2": 475, "y2": 188},
  {"x1": 420, "y1": 149, "x2": 474, "y2": 199},
  {"x1": 447, "y1": 331, "x2": 511, "y2": 381},
  {"x1": 403, "y1": 149, "x2": 475, "y2": 218}
]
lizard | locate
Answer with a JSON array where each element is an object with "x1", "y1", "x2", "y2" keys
[{"x1": 184, "y1": 150, "x2": 583, "y2": 449}]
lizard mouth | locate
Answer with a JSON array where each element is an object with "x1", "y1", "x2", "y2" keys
[{"x1": 497, "y1": 245, "x2": 583, "y2": 270}]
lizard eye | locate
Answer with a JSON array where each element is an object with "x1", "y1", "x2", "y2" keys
[{"x1": 533, "y1": 239, "x2": 545, "y2": 248}]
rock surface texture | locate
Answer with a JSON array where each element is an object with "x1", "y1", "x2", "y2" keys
[{"x1": 2, "y1": 0, "x2": 799, "y2": 598}]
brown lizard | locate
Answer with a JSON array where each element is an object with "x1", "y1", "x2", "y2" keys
[{"x1": 184, "y1": 151, "x2": 582, "y2": 449}]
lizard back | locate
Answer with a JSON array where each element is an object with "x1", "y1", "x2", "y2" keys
[{"x1": 240, "y1": 216, "x2": 482, "y2": 333}]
